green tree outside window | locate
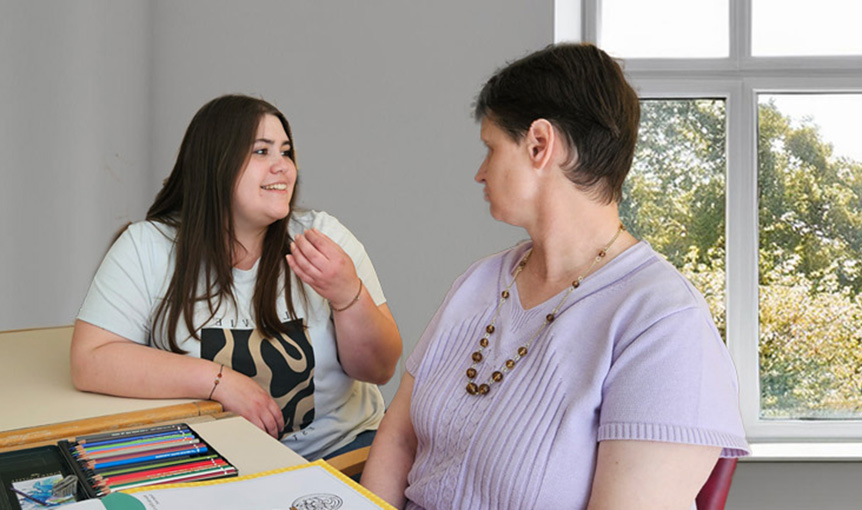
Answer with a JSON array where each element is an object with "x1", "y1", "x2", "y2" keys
[{"x1": 624, "y1": 99, "x2": 862, "y2": 420}]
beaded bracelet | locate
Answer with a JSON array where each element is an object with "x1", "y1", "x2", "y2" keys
[
  {"x1": 207, "y1": 364, "x2": 224, "y2": 400},
  {"x1": 331, "y1": 279, "x2": 363, "y2": 312}
]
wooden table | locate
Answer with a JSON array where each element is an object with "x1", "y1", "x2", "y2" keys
[
  {"x1": 0, "y1": 326, "x2": 224, "y2": 450},
  {"x1": 0, "y1": 326, "x2": 306, "y2": 473}
]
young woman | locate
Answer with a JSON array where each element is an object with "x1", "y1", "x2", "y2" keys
[
  {"x1": 71, "y1": 95, "x2": 401, "y2": 460},
  {"x1": 361, "y1": 44, "x2": 748, "y2": 509}
]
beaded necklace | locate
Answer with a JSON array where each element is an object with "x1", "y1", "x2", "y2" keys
[{"x1": 465, "y1": 224, "x2": 625, "y2": 396}]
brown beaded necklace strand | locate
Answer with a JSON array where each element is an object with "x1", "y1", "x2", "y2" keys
[{"x1": 465, "y1": 223, "x2": 626, "y2": 396}]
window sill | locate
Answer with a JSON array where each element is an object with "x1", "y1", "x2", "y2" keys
[{"x1": 743, "y1": 442, "x2": 862, "y2": 462}]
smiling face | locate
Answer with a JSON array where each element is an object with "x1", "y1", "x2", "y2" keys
[
  {"x1": 231, "y1": 114, "x2": 297, "y2": 236},
  {"x1": 475, "y1": 117, "x2": 537, "y2": 226}
]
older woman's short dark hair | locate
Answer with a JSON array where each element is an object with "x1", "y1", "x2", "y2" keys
[{"x1": 474, "y1": 43, "x2": 640, "y2": 204}]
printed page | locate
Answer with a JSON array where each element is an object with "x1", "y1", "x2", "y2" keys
[{"x1": 64, "y1": 461, "x2": 393, "y2": 510}]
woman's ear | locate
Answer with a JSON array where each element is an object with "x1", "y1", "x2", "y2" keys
[{"x1": 526, "y1": 119, "x2": 557, "y2": 170}]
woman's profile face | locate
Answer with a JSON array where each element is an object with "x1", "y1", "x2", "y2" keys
[
  {"x1": 474, "y1": 117, "x2": 536, "y2": 226},
  {"x1": 231, "y1": 114, "x2": 297, "y2": 235}
]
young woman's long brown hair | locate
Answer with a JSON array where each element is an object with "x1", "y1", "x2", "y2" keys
[{"x1": 147, "y1": 95, "x2": 303, "y2": 353}]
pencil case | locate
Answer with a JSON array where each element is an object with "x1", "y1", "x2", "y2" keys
[
  {"x1": 0, "y1": 445, "x2": 91, "y2": 510},
  {"x1": 0, "y1": 423, "x2": 236, "y2": 509}
]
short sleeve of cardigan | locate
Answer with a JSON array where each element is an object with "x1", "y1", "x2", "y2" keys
[{"x1": 597, "y1": 307, "x2": 750, "y2": 457}]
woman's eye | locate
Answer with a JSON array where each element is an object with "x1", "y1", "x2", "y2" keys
[
  {"x1": 254, "y1": 148, "x2": 268, "y2": 155},
  {"x1": 281, "y1": 150, "x2": 291, "y2": 158}
]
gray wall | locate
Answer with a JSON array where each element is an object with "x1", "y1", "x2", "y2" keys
[
  {"x1": 1, "y1": 1, "x2": 857, "y2": 509},
  {"x1": 727, "y1": 462, "x2": 862, "y2": 509},
  {"x1": 1, "y1": 1, "x2": 153, "y2": 331},
  {"x1": 146, "y1": 0, "x2": 546, "y2": 400},
  {"x1": 0, "y1": 0, "x2": 546, "y2": 398}
]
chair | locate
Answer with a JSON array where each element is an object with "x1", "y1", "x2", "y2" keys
[
  {"x1": 695, "y1": 457, "x2": 738, "y2": 510},
  {"x1": 326, "y1": 445, "x2": 371, "y2": 478}
]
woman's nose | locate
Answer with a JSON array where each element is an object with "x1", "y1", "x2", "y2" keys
[
  {"x1": 475, "y1": 161, "x2": 486, "y2": 183},
  {"x1": 271, "y1": 155, "x2": 288, "y2": 173}
]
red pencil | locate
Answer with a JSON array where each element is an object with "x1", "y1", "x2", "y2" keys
[
  {"x1": 103, "y1": 458, "x2": 229, "y2": 486},
  {"x1": 109, "y1": 465, "x2": 238, "y2": 490}
]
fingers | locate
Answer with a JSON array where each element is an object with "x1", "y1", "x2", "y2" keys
[
  {"x1": 249, "y1": 415, "x2": 270, "y2": 437},
  {"x1": 288, "y1": 229, "x2": 356, "y2": 299},
  {"x1": 246, "y1": 391, "x2": 284, "y2": 439},
  {"x1": 301, "y1": 229, "x2": 339, "y2": 258},
  {"x1": 217, "y1": 370, "x2": 285, "y2": 439},
  {"x1": 270, "y1": 398, "x2": 286, "y2": 436},
  {"x1": 259, "y1": 407, "x2": 280, "y2": 439},
  {"x1": 287, "y1": 228, "x2": 364, "y2": 311},
  {"x1": 286, "y1": 252, "x2": 318, "y2": 286},
  {"x1": 288, "y1": 235, "x2": 325, "y2": 284},
  {"x1": 243, "y1": 397, "x2": 284, "y2": 439},
  {"x1": 292, "y1": 231, "x2": 329, "y2": 269},
  {"x1": 290, "y1": 229, "x2": 347, "y2": 272}
]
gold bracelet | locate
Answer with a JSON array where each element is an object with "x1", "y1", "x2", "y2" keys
[
  {"x1": 331, "y1": 279, "x2": 363, "y2": 312},
  {"x1": 208, "y1": 364, "x2": 224, "y2": 400}
]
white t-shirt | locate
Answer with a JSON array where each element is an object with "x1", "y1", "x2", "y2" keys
[{"x1": 77, "y1": 209, "x2": 386, "y2": 460}]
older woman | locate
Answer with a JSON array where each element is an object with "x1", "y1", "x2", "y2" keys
[{"x1": 361, "y1": 44, "x2": 748, "y2": 509}]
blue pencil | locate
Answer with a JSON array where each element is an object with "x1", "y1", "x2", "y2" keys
[
  {"x1": 89, "y1": 445, "x2": 208, "y2": 470},
  {"x1": 9, "y1": 486, "x2": 53, "y2": 507},
  {"x1": 75, "y1": 432, "x2": 196, "y2": 454},
  {"x1": 77, "y1": 428, "x2": 193, "y2": 449}
]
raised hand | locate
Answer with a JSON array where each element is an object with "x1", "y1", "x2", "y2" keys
[
  {"x1": 286, "y1": 228, "x2": 361, "y2": 309},
  {"x1": 285, "y1": 227, "x2": 401, "y2": 384}
]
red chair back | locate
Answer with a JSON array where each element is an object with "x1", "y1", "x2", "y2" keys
[{"x1": 695, "y1": 457, "x2": 738, "y2": 510}]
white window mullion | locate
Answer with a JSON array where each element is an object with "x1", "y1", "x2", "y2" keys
[
  {"x1": 731, "y1": 0, "x2": 751, "y2": 63},
  {"x1": 726, "y1": 79, "x2": 761, "y2": 439}
]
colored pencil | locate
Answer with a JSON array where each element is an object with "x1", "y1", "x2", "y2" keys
[
  {"x1": 77, "y1": 438, "x2": 201, "y2": 459},
  {"x1": 87, "y1": 444, "x2": 208, "y2": 470},
  {"x1": 108, "y1": 465, "x2": 237, "y2": 491},
  {"x1": 76, "y1": 424, "x2": 188, "y2": 444},
  {"x1": 76, "y1": 429, "x2": 193, "y2": 449},
  {"x1": 85, "y1": 443, "x2": 205, "y2": 466},
  {"x1": 77, "y1": 432, "x2": 195, "y2": 453},
  {"x1": 90, "y1": 461, "x2": 236, "y2": 494},
  {"x1": 102, "y1": 458, "x2": 230, "y2": 486},
  {"x1": 9, "y1": 486, "x2": 52, "y2": 507},
  {"x1": 68, "y1": 423, "x2": 237, "y2": 495},
  {"x1": 92, "y1": 454, "x2": 220, "y2": 478}
]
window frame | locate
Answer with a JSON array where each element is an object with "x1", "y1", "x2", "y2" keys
[{"x1": 556, "y1": 0, "x2": 862, "y2": 441}]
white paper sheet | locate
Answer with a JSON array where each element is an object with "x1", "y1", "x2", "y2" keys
[{"x1": 64, "y1": 462, "x2": 391, "y2": 510}]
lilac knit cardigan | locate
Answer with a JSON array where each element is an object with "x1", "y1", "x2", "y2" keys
[{"x1": 404, "y1": 241, "x2": 749, "y2": 510}]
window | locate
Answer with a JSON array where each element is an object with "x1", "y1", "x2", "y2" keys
[
  {"x1": 557, "y1": 0, "x2": 862, "y2": 440},
  {"x1": 621, "y1": 99, "x2": 728, "y2": 338},
  {"x1": 601, "y1": 0, "x2": 728, "y2": 58},
  {"x1": 752, "y1": 0, "x2": 862, "y2": 57},
  {"x1": 757, "y1": 93, "x2": 862, "y2": 421}
]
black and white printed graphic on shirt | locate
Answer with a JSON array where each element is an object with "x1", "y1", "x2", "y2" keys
[{"x1": 201, "y1": 319, "x2": 314, "y2": 438}]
